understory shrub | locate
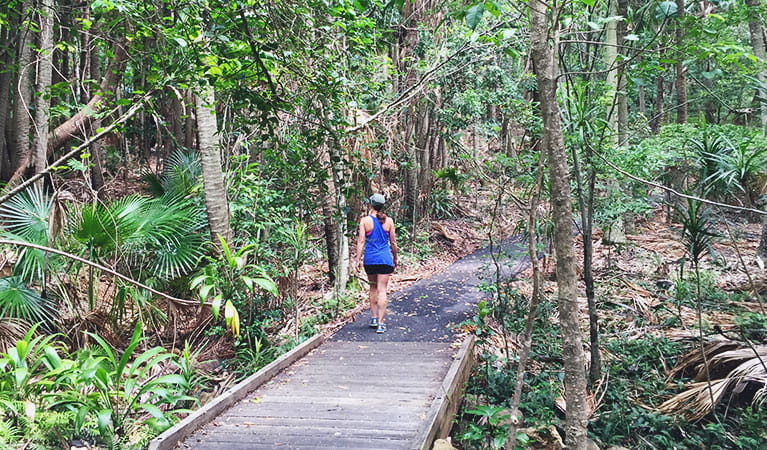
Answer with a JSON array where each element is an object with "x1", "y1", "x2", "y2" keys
[{"x1": 0, "y1": 323, "x2": 196, "y2": 449}]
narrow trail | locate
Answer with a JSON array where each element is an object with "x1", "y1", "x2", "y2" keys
[
  {"x1": 333, "y1": 238, "x2": 531, "y2": 343},
  {"x1": 170, "y1": 238, "x2": 529, "y2": 450}
]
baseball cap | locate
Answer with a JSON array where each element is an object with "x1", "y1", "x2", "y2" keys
[{"x1": 369, "y1": 193, "x2": 385, "y2": 207}]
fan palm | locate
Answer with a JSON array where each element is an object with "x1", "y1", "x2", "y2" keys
[
  {"x1": 0, "y1": 277, "x2": 56, "y2": 325},
  {"x1": 0, "y1": 184, "x2": 58, "y2": 281},
  {"x1": 124, "y1": 194, "x2": 207, "y2": 280},
  {"x1": 142, "y1": 150, "x2": 202, "y2": 199},
  {"x1": 70, "y1": 194, "x2": 207, "y2": 282}
]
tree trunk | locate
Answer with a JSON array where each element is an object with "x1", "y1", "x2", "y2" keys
[
  {"x1": 651, "y1": 73, "x2": 665, "y2": 133},
  {"x1": 326, "y1": 139, "x2": 350, "y2": 294},
  {"x1": 322, "y1": 201, "x2": 339, "y2": 284},
  {"x1": 0, "y1": 23, "x2": 12, "y2": 178},
  {"x1": 747, "y1": 0, "x2": 767, "y2": 129},
  {"x1": 529, "y1": 0, "x2": 590, "y2": 446},
  {"x1": 185, "y1": 89, "x2": 196, "y2": 149},
  {"x1": 11, "y1": 0, "x2": 33, "y2": 178},
  {"x1": 78, "y1": 5, "x2": 93, "y2": 105},
  {"x1": 617, "y1": 0, "x2": 629, "y2": 144},
  {"x1": 675, "y1": 0, "x2": 687, "y2": 124},
  {"x1": 196, "y1": 85, "x2": 232, "y2": 249},
  {"x1": 605, "y1": 0, "x2": 620, "y2": 147},
  {"x1": 32, "y1": 0, "x2": 55, "y2": 177},
  {"x1": 46, "y1": 40, "x2": 128, "y2": 156}
]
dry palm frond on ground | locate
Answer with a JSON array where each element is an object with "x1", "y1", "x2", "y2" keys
[{"x1": 658, "y1": 340, "x2": 767, "y2": 421}]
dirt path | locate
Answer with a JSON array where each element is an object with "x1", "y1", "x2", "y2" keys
[{"x1": 332, "y1": 238, "x2": 530, "y2": 343}]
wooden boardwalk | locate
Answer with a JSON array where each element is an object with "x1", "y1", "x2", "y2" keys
[
  {"x1": 150, "y1": 241, "x2": 525, "y2": 450},
  {"x1": 175, "y1": 341, "x2": 465, "y2": 449}
]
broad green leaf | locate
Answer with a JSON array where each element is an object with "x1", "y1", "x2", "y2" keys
[
  {"x1": 211, "y1": 294, "x2": 222, "y2": 320},
  {"x1": 199, "y1": 283, "x2": 214, "y2": 301},
  {"x1": 43, "y1": 346, "x2": 62, "y2": 369},
  {"x1": 153, "y1": 374, "x2": 188, "y2": 386},
  {"x1": 190, "y1": 275, "x2": 208, "y2": 289},
  {"x1": 465, "y1": 3, "x2": 484, "y2": 30},
  {"x1": 97, "y1": 409, "x2": 112, "y2": 434},
  {"x1": 580, "y1": 0, "x2": 596, "y2": 6},
  {"x1": 14, "y1": 367, "x2": 28, "y2": 387},
  {"x1": 252, "y1": 277, "x2": 278, "y2": 296},
  {"x1": 140, "y1": 403, "x2": 165, "y2": 419}
]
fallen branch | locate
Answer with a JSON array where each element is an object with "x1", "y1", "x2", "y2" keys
[
  {"x1": 0, "y1": 93, "x2": 151, "y2": 206},
  {"x1": 0, "y1": 239, "x2": 203, "y2": 307},
  {"x1": 593, "y1": 149, "x2": 767, "y2": 216}
]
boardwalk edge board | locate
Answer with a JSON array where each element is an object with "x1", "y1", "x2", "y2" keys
[
  {"x1": 148, "y1": 333, "x2": 325, "y2": 450},
  {"x1": 413, "y1": 335, "x2": 476, "y2": 450}
]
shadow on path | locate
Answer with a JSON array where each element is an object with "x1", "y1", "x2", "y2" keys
[{"x1": 332, "y1": 237, "x2": 531, "y2": 343}]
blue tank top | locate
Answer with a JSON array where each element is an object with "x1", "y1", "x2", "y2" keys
[{"x1": 363, "y1": 215, "x2": 393, "y2": 266}]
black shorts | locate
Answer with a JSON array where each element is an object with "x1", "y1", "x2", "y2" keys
[{"x1": 364, "y1": 264, "x2": 394, "y2": 275}]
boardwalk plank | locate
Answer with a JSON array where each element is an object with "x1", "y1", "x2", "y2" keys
[{"x1": 214, "y1": 415, "x2": 419, "y2": 430}]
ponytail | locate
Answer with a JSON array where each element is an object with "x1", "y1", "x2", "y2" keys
[{"x1": 372, "y1": 204, "x2": 387, "y2": 224}]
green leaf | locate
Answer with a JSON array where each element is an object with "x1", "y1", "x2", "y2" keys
[
  {"x1": 14, "y1": 367, "x2": 28, "y2": 387},
  {"x1": 190, "y1": 275, "x2": 208, "y2": 290},
  {"x1": 224, "y1": 300, "x2": 240, "y2": 338},
  {"x1": 656, "y1": 1, "x2": 678, "y2": 19},
  {"x1": 580, "y1": 0, "x2": 595, "y2": 6},
  {"x1": 199, "y1": 283, "x2": 213, "y2": 301},
  {"x1": 625, "y1": 34, "x2": 639, "y2": 41},
  {"x1": 465, "y1": 3, "x2": 484, "y2": 30},
  {"x1": 43, "y1": 346, "x2": 62, "y2": 369},
  {"x1": 140, "y1": 403, "x2": 165, "y2": 419},
  {"x1": 97, "y1": 409, "x2": 112, "y2": 434},
  {"x1": 211, "y1": 294, "x2": 222, "y2": 320},
  {"x1": 252, "y1": 277, "x2": 278, "y2": 296},
  {"x1": 483, "y1": 0, "x2": 500, "y2": 17}
]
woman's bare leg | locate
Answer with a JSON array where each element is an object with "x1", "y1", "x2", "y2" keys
[
  {"x1": 367, "y1": 274, "x2": 379, "y2": 318},
  {"x1": 376, "y1": 273, "x2": 391, "y2": 324}
]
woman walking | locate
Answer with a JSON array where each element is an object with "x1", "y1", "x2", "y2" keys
[{"x1": 354, "y1": 193, "x2": 398, "y2": 333}]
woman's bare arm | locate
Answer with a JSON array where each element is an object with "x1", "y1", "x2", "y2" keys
[
  {"x1": 354, "y1": 218, "x2": 367, "y2": 271},
  {"x1": 388, "y1": 218, "x2": 398, "y2": 268}
]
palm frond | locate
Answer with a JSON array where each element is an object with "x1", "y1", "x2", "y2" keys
[
  {"x1": 162, "y1": 150, "x2": 202, "y2": 198},
  {"x1": 0, "y1": 186, "x2": 58, "y2": 281},
  {"x1": 71, "y1": 195, "x2": 151, "y2": 258},
  {"x1": 658, "y1": 340, "x2": 767, "y2": 421},
  {"x1": 0, "y1": 276, "x2": 56, "y2": 325},
  {"x1": 0, "y1": 184, "x2": 52, "y2": 242},
  {"x1": 0, "y1": 318, "x2": 31, "y2": 354}
]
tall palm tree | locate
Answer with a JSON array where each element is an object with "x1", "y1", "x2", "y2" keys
[{"x1": 196, "y1": 85, "x2": 231, "y2": 250}]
